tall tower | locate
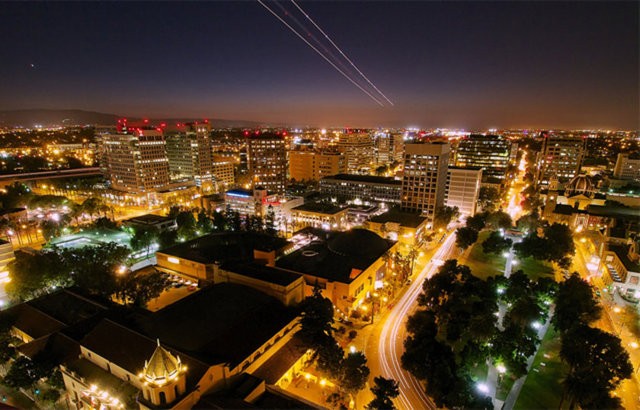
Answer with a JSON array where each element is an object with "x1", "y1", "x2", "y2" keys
[
  {"x1": 247, "y1": 133, "x2": 287, "y2": 194},
  {"x1": 165, "y1": 123, "x2": 214, "y2": 192},
  {"x1": 101, "y1": 129, "x2": 170, "y2": 193},
  {"x1": 538, "y1": 135, "x2": 586, "y2": 188},
  {"x1": 454, "y1": 134, "x2": 511, "y2": 181},
  {"x1": 139, "y1": 340, "x2": 187, "y2": 408},
  {"x1": 337, "y1": 131, "x2": 373, "y2": 174},
  {"x1": 401, "y1": 142, "x2": 450, "y2": 226}
]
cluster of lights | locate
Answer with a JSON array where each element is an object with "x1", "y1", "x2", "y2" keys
[{"x1": 82, "y1": 384, "x2": 124, "y2": 409}]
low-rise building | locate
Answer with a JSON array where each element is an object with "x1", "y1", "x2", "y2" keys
[
  {"x1": 290, "y1": 202, "x2": 349, "y2": 231},
  {"x1": 123, "y1": 214, "x2": 177, "y2": 232},
  {"x1": 445, "y1": 167, "x2": 482, "y2": 217},
  {"x1": 364, "y1": 208, "x2": 428, "y2": 248},
  {"x1": 600, "y1": 242, "x2": 640, "y2": 300},
  {"x1": 319, "y1": 174, "x2": 402, "y2": 206}
]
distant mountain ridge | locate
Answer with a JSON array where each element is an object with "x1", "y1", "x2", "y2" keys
[{"x1": 0, "y1": 109, "x2": 272, "y2": 128}]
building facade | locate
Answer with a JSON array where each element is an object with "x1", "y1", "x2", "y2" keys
[
  {"x1": 289, "y1": 150, "x2": 345, "y2": 181},
  {"x1": 445, "y1": 167, "x2": 482, "y2": 217},
  {"x1": 613, "y1": 153, "x2": 640, "y2": 182},
  {"x1": 247, "y1": 134, "x2": 286, "y2": 194},
  {"x1": 337, "y1": 132, "x2": 374, "y2": 174},
  {"x1": 212, "y1": 155, "x2": 235, "y2": 192},
  {"x1": 454, "y1": 134, "x2": 511, "y2": 181},
  {"x1": 319, "y1": 174, "x2": 402, "y2": 205},
  {"x1": 538, "y1": 135, "x2": 586, "y2": 188},
  {"x1": 165, "y1": 123, "x2": 214, "y2": 192},
  {"x1": 100, "y1": 130, "x2": 171, "y2": 193},
  {"x1": 401, "y1": 142, "x2": 450, "y2": 225},
  {"x1": 374, "y1": 131, "x2": 404, "y2": 165}
]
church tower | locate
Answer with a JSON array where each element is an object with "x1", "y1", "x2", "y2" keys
[{"x1": 139, "y1": 340, "x2": 187, "y2": 408}]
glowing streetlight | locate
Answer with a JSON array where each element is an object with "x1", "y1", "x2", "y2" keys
[
  {"x1": 496, "y1": 364, "x2": 507, "y2": 374},
  {"x1": 350, "y1": 345, "x2": 357, "y2": 354},
  {"x1": 476, "y1": 383, "x2": 489, "y2": 394},
  {"x1": 613, "y1": 307, "x2": 622, "y2": 313}
]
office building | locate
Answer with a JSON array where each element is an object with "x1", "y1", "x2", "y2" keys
[
  {"x1": 289, "y1": 150, "x2": 346, "y2": 181},
  {"x1": 165, "y1": 123, "x2": 214, "y2": 191},
  {"x1": 337, "y1": 131, "x2": 374, "y2": 174},
  {"x1": 247, "y1": 134, "x2": 286, "y2": 194},
  {"x1": 454, "y1": 134, "x2": 511, "y2": 181},
  {"x1": 538, "y1": 135, "x2": 586, "y2": 188},
  {"x1": 100, "y1": 129, "x2": 170, "y2": 193},
  {"x1": 445, "y1": 167, "x2": 483, "y2": 217},
  {"x1": 319, "y1": 174, "x2": 402, "y2": 205},
  {"x1": 374, "y1": 131, "x2": 404, "y2": 165},
  {"x1": 212, "y1": 155, "x2": 235, "y2": 191},
  {"x1": 401, "y1": 142, "x2": 450, "y2": 225},
  {"x1": 613, "y1": 153, "x2": 640, "y2": 182}
]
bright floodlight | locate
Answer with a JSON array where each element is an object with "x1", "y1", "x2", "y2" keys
[
  {"x1": 350, "y1": 345, "x2": 357, "y2": 354},
  {"x1": 531, "y1": 321, "x2": 541, "y2": 329},
  {"x1": 496, "y1": 364, "x2": 507, "y2": 374},
  {"x1": 476, "y1": 383, "x2": 489, "y2": 394},
  {"x1": 503, "y1": 252, "x2": 510, "y2": 257}
]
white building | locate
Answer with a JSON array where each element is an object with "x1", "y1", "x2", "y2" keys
[
  {"x1": 446, "y1": 167, "x2": 482, "y2": 217},
  {"x1": 613, "y1": 153, "x2": 640, "y2": 182}
]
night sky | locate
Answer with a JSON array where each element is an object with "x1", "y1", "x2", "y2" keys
[{"x1": 0, "y1": 1, "x2": 637, "y2": 129}]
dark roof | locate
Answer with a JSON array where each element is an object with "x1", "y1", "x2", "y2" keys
[
  {"x1": 26, "y1": 289, "x2": 107, "y2": 326},
  {"x1": 250, "y1": 336, "x2": 308, "y2": 384},
  {"x1": 277, "y1": 229, "x2": 394, "y2": 283},
  {"x1": 131, "y1": 283, "x2": 298, "y2": 367},
  {"x1": 586, "y1": 205, "x2": 640, "y2": 219},
  {"x1": 125, "y1": 214, "x2": 173, "y2": 224},
  {"x1": 553, "y1": 204, "x2": 576, "y2": 216},
  {"x1": 79, "y1": 318, "x2": 208, "y2": 391},
  {"x1": 64, "y1": 357, "x2": 140, "y2": 402},
  {"x1": 369, "y1": 208, "x2": 428, "y2": 228},
  {"x1": 0, "y1": 208, "x2": 26, "y2": 216},
  {"x1": 255, "y1": 387, "x2": 322, "y2": 409},
  {"x1": 292, "y1": 202, "x2": 346, "y2": 215},
  {"x1": 221, "y1": 262, "x2": 302, "y2": 287},
  {"x1": 159, "y1": 232, "x2": 289, "y2": 265},
  {"x1": 321, "y1": 174, "x2": 401, "y2": 185},
  {"x1": 3, "y1": 303, "x2": 66, "y2": 339},
  {"x1": 609, "y1": 245, "x2": 640, "y2": 272},
  {"x1": 17, "y1": 332, "x2": 79, "y2": 363},
  {"x1": 448, "y1": 166, "x2": 483, "y2": 171}
]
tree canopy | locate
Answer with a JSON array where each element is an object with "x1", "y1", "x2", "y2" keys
[{"x1": 366, "y1": 377, "x2": 400, "y2": 410}]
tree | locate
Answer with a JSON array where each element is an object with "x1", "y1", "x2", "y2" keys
[
  {"x1": 478, "y1": 187, "x2": 500, "y2": 212},
  {"x1": 514, "y1": 223, "x2": 574, "y2": 268},
  {"x1": 130, "y1": 227, "x2": 159, "y2": 258},
  {"x1": 340, "y1": 351, "x2": 370, "y2": 395},
  {"x1": 515, "y1": 212, "x2": 540, "y2": 234},
  {"x1": 298, "y1": 285, "x2": 335, "y2": 347},
  {"x1": 118, "y1": 269, "x2": 171, "y2": 307},
  {"x1": 264, "y1": 205, "x2": 278, "y2": 236},
  {"x1": 6, "y1": 250, "x2": 69, "y2": 302},
  {"x1": 316, "y1": 338, "x2": 345, "y2": 381},
  {"x1": 481, "y1": 231, "x2": 513, "y2": 255},
  {"x1": 553, "y1": 274, "x2": 601, "y2": 333},
  {"x1": 196, "y1": 211, "x2": 213, "y2": 234},
  {"x1": 455, "y1": 227, "x2": 478, "y2": 250},
  {"x1": 40, "y1": 389, "x2": 61, "y2": 406},
  {"x1": 176, "y1": 211, "x2": 197, "y2": 240},
  {"x1": 465, "y1": 214, "x2": 486, "y2": 231},
  {"x1": 366, "y1": 377, "x2": 400, "y2": 410},
  {"x1": 92, "y1": 216, "x2": 118, "y2": 230},
  {"x1": 433, "y1": 206, "x2": 459, "y2": 231},
  {"x1": 559, "y1": 324, "x2": 632, "y2": 409},
  {"x1": 485, "y1": 210, "x2": 512, "y2": 230}
]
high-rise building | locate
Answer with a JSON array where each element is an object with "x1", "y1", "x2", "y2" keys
[
  {"x1": 100, "y1": 129, "x2": 170, "y2": 193},
  {"x1": 319, "y1": 174, "x2": 402, "y2": 205},
  {"x1": 289, "y1": 150, "x2": 346, "y2": 181},
  {"x1": 613, "y1": 153, "x2": 640, "y2": 182},
  {"x1": 247, "y1": 133, "x2": 287, "y2": 194},
  {"x1": 165, "y1": 123, "x2": 214, "y2": 191},
  {"x1": 538, "y1": 135, "x2": 586, "y2": 187},
  {"x1": 454, "y1": 134, "x2": 511, "y2": 181},
  {"x1": 337, "y1": 131, "x2": 374, "y2": 174},
  {"x1": 446, "y1": 167, "x2": 482, "y2": 217},
  {"x1": 212, "y1": 155, "x2": 235, "y2": 191},
  {"x1": 374, "y1": 131, "x2": 404, "y2": 165},
  {"x1": 401, "y1": 142, "x2": 450, "y2": 224}
]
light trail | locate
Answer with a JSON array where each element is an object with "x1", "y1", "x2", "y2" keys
[
  {"x1": 257, "y1": 0, "x2": 385, "y2": 106},
  {"x1": 378, "y1": 233, "x2": 457, "y2": 409},
  {"x1": 290, "y1": 0, "x2": 394, "y2": 106}
]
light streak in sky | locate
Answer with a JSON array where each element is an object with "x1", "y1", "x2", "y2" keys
[
  {"x1": 290, "y1": 0, "x2": 394, "y2": 106},
  {"x1": 257, "y1": 0, "x2": 387, "y2": 106}
]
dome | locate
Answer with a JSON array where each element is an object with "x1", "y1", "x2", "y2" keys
[
  {"x1": 327, "y1": 229, "x2": 390, "y2": 258},
  {"x1": 142, "y1": 340, "x2": 182, "y2": 385},
  {"x1": 565, "y1": 174, "x2": 594, "y2": 198}
]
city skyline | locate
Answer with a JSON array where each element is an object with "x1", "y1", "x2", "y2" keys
[{"x1": 0, "y1": 1, "x2": 638, "y2": 129}]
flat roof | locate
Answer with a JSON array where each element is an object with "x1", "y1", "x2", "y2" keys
[
  {"x1": 321, "y1": 174, "x2": 401, "y2": 185},
  {"x1": 131, "y1": 283, "x2": 298, "y2": 367},
  {"x1": 609, "y1": 244, "x2": 640, "y2": 273},
  {"x1": 369, "y1": 208, "x2": 427, "y2": 228},
  {"x1": 159, "y1": 232, "x2": 290, "y2": 265},
  {"x1": 221, "y1": 262, "x2": 302, "y2": 287},
  {"x1": 226, "y1": 188, "x2": 253, "y2": 197},
  {"x1": 125, "y1": 214, "x2": 173, "y2": 224},
  {"x1": 250, "y1": 336, "x2": 307, "y2": 384},
  {"x1": 292, "y1": 202, "x2": 346, "y2": 215},
  {"x1": 277, "y1": 229, "x2": 394, "y2": 284}
]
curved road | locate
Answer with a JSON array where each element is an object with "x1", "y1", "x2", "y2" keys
[{"x1": 377, "y1": 233, "x2": 458, "y2": 410}]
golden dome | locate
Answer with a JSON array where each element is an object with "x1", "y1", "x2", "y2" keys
[{"x1": 142, "y1": 340, "x2": 182, "y2": 386}]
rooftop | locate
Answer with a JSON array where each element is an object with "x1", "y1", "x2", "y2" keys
[
  {"x1": 125, "y1": 214, "x2": 173, "y2": 225},
  {"x1": 131, "y1": 283, "x2": 298, "y2": 366},
  {"x1": 220, "y1": 262, "x2": 302, "y2": 287},
  {"x1": 277, "y1": 228, "x2": 394, "y2": 283},
  {"x1": 158, "y1": 232, "x2": 290, "y2": 265},
  {"x1": 369, "y1": 208, "x2": 428, "y2": 228},
  {"x1": 226, "y1": 189, "x2": 253, "y2": 198},
  {"x1": 321, "y1": 174, "x2": 401, "y2": 185},
  {"x1": 292, "y1": 202, "x2": 346, "y2": 215},
  {"x1": 609, "y1": 244, "x2": 640, "y2": 273}
]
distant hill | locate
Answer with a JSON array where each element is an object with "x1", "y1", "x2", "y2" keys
[{"x1": 0, "y1": 109, "x2": 277, "y2": 128}]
